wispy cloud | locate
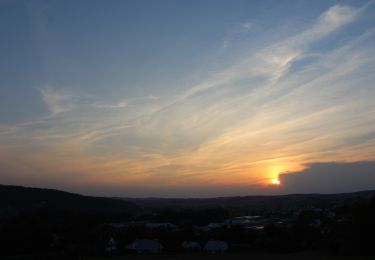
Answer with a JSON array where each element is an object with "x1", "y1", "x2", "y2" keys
[
  {"x1": 93, "y1": 100, "x2": 128, "y2": 109},
  {"x1": 159, "y1": 4, "x2": 362, "y2": 112},
  {"x1": 92, "y1": 95, "x2": 162, "y2": 109},
  {"x1": 38, "y1": 87, "x2": 74, "y2": 116},
  {"x1": 240, "y1": 21, "x2": 253, "y2": 31}
]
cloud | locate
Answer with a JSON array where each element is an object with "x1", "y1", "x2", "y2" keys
[
  {"x1": 240, "y1": 22, "x2": 253, "y2": 31},
  {"x1": 92, "y1": 95, "x2": 162, "y2": 109},
  {"x1": 38, "y1": 87, "x2": 74, "y2": 116},
  {"x1": 93, "y1": 100, "x2": 128, "y2": 109},
  {"x1": 279, "y1": 161, "x2": 375, "y2": 194},
  {"x1": 319, "y1": 4, "x2": 358, "y2": 28},
  {"x1": 257, "y1": 4, "x2": 359, "y2": 75},
  {"x1": 170, "y1": 4, "x2": 362, "y2": 105},
  {"x1": 1, "y1": 2, "x2": 374, "y2": 197}
]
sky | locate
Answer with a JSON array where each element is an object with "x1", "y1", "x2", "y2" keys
[{"x1": 0, "y1": 0, "x2": 375, "y2": 197}]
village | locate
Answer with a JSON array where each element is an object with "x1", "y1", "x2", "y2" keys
[{"x1": 103, "y1": 207, "x2": 337, "y2": 255}]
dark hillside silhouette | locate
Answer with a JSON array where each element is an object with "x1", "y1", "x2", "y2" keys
[{"x1": 0, "y1": 184, "x2": 139, "y2": 215}]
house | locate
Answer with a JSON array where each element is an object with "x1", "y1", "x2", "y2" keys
[
  {"x1": 127, "y1": 239, "x2": 163, "y2": 253},
  {"x1": 105, "y1": 237, "x2": 117, "y2": 253},
  {"x1": 204, "y1": 240, "x2": 228, "y2": 253},
  {"x1": 182, "y1": 241, "x2": 201, "y2": 251}
]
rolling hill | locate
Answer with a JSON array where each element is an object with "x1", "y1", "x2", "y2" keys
[{"x1": 0, "y1": 184, "x2": 139, "y2": 216}]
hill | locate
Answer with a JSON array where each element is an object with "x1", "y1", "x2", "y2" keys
[{"x1": 0, "y1": 184, "x2": 139, "y2": 216}]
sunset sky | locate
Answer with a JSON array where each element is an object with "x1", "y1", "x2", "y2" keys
[{"x1": 1, "y1": 0, "x2": 375, "y2": 197}]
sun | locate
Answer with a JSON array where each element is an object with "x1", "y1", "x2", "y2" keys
[{"x1": 270, "y1": 177, "x2": 281, "y2": 185}]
